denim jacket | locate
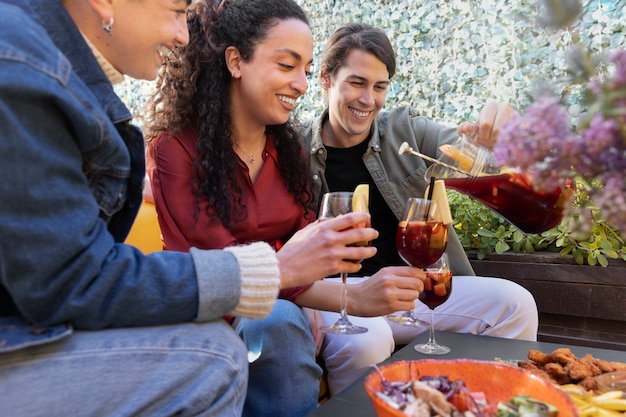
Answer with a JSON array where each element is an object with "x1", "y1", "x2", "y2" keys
[
  {"x1": 299, "y1": 107, "x2": 475, "y2": 276},
  {"x1": 0, "y1": 0, "x2": 245, "y2": 352}
]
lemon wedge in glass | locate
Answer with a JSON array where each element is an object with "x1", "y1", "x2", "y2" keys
[
  {"x1": 425, "y1": 179, "x2": 453, "y2": 224},
  {"x1": 352, "y1": 184, "x2": 369, "y2": 213}
]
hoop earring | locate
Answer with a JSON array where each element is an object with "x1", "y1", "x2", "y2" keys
[{"x1": 102, "y1": 17, "x2": 114, "y2": 36}]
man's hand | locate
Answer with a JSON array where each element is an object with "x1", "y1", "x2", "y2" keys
[
  {"x1": 346, "y1": 266, "x2": 426, "y2": 317},
  {"x1": 457, "y1": 101, "x2": 517, "y2": 149}
]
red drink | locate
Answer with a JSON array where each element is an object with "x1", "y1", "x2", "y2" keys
[
  {"x1": 443, "y1": 173, "x2": 574, "y2": 234},
  {"x1": 420, "y1": 269, "x2": 452, "y2": 309},
  {"x1": 396, "y1": 220, "x2": 448, "y2": 268}
]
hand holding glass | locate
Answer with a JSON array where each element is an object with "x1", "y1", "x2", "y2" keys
[
  {"x1": 386, "y1": 197, "x2": 448, "y2": 327},
  {"x1": 318, "y1": 192, "x2": 369, "y2": 335}
]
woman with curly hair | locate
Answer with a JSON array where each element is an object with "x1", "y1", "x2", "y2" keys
[
  {"x1": 146, "y1": 0, "x2": 315, "y2": 240},
  {"x1": 146, "y1": 1, "x2": 325, "y2": 416},
  {"x1": 146, "y1": 1, "x2": 426, "y2": 415}
]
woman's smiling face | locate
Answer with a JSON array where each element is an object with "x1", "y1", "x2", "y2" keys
[
  {"x1": 98, "y1": 0, "x2": 191, "y2": 80},
  {"x1": 232, "y1": 18, "x2": 313, "y2": 128}
]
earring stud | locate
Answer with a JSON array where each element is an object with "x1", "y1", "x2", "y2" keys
[{"x1": 102, "y1": 17, "x2": 114, "y2": 36}]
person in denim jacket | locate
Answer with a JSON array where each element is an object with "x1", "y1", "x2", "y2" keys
[
  {"x1": 0, "y1": 2, "x2": 377, "y2": 416},
  {"x1": 299, "y1": 23, "x2": 539, "y2": 396}
]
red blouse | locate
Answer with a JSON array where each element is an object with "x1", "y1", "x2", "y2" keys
[{"x1": 147, "y1": 127, "x2": 312, "y2": 301}]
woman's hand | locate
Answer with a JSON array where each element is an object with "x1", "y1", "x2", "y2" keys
[
  {"x1": 346, "y1": 266, "x2": 426, "y2": 317},
  {"x1": 277, "y1": 212, "x2": 378, "y2": 289},
  {"x1": 457, "y1": 101, "x2": 518, "y2": 149}
]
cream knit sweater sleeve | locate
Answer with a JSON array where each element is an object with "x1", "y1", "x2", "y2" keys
[
  {"x1": 224, "y1": 242, "x2": 280, "y2": 318},
  {"x1": 190, "y1": 242, "x2": 280, "y2": 320}
]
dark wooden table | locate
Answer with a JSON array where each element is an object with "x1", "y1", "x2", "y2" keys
[{"x1": 306, "y1": 331, "x2": 626, "y2": 416}]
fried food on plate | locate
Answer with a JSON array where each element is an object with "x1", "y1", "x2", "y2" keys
[{"x1": 519, "y1": 347, "x2": 626, "y2": 393}]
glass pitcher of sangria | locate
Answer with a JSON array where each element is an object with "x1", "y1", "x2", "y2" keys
[{"x1": 400, "y1": 135, "x2": 574, "y2": 234}]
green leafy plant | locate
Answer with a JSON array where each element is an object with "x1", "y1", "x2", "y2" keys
[{"x1": 449, "y1": 188, "x2": 626, "y2": 266}]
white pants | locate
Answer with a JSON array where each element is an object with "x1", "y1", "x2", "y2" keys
[{"x1": 319, "y1": 275, "x2": 538, "y2": 396}]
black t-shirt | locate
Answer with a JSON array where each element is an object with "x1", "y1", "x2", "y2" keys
[{"x1": 324, "y1": 140, "x2": 404, "y2": 276}]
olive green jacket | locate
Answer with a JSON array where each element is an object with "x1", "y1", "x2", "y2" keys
[{"x1": 299, "y1": 106, "x2": 475, "y2": 276}]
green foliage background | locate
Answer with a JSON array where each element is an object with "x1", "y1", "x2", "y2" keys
[
  {"x1": 120, "y1": 1, "x2": 626, "y2": 125},
  {"x1": 116, "y1": 0, "x2": 626, "y2": 265},
  {"x1": 298, "y1": 0, "x2": 625, "y2": 123}
]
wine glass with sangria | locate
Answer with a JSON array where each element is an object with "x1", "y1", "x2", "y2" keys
[
  {"x1": 318, "y1": 191, "x2": 369, "y2": 335},
  {"x1": 386, "y1": 197, "x2": 448, "y2": 327},
  {"x1": 414, "y1": 252, "x2": 452, "y2": 355}
]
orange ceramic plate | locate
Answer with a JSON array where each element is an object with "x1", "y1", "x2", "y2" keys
[{"x1": 364, "y1": 359, "x2": 578, "y2": 417}]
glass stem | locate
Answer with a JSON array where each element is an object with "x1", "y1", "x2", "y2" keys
[
  {"x1": 428, "y1": 309, "x2": 436, "y2": 344},
  {"x1": 340, "y1": 272, "x2": 348, "y2": 319}
]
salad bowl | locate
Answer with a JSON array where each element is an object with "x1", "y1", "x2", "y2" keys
[{"x1": 364, "y1": 359, "x2": 578, "y2": 417}]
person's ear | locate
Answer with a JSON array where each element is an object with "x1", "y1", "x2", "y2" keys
[
  {"x1": 320, "y1": 71, "x2": 331, "y2": 89},
  {"x1": 86, "y1": 0, "x2": 114, "y2": 22},
  {"x1": 225, "y1": 46, "x2": 242, "y2": 79}
]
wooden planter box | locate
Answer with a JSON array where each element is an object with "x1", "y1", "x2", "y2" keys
[{"x1": 467, "y1": 252, "x2": 626, "y2": 351}]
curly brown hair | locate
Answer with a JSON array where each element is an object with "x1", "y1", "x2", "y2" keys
[{"x1": 145, "y1": 0, "x2": 314, "y2": 228}]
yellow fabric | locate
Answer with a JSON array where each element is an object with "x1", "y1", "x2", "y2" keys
[{"x1": 125, "y1": 201, "x2": 163, "y2": 253}]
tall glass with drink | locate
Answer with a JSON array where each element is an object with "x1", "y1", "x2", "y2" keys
[
  {"x1": 414, "y1": 252, "x2": 453, "y2": 355},
  {"x1": 318, "y1": 191, "x2": 370, "y2": 335},
  {"x1": 386, "y1": 198, "x2": 448, "y2": 327}
]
